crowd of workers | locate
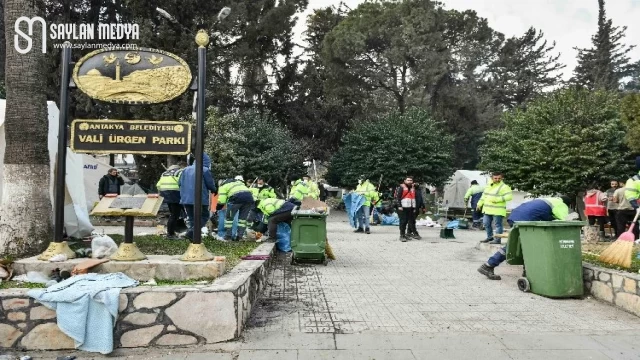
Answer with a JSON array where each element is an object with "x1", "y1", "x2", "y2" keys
[{"x1": 152, "y1": 154, "x2": 326, "y2": 242}]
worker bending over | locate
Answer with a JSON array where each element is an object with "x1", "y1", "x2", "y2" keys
[
  {"x1": 255, "y1": 198, "x2": 296, "y2": 242},
  {"x1": 478, "y1": 196, "x2": 571, "y2": 280},
  {"x1": 217, "y1": 177, "x2": 254, "y2": 241}
]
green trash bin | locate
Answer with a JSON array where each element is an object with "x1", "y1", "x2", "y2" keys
[
  {"x1": 291, "y1": 212, "x2": 327, "y2": 265},
  {"x1": 506, "y1": 221, "x2": 585, "y2": 298}
]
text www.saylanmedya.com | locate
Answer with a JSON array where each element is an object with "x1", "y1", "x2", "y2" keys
[{"x1": 53, "y1": 42, "x2": 139, "y2": 50}]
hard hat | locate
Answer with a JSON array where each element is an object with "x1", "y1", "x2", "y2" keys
[{"x1": 234, "y1": 175, "x2": 244, "y2": 181}]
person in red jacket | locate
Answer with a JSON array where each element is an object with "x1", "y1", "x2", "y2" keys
[{"x1": 584, "y1": 183, "x2": 608, "y2": 237}]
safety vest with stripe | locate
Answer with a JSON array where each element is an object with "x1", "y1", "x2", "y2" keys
[
  {"x1": 257, "y1": 198, "x2": 285, "y2": 217},
  {"x1": 156, "y1": 168, "x2": 183, "y2": 191},
  {"x1": 252, "y1": 185, "x2": 277, "y2": 201},
  {"x1": 289, "y1": 180, "x2": 309, "y2": 201},
  {"x1": 356, "y1": 180, "x2": 379, "y2": 207},
  {"x1": 584, "y1": 191, "x2": 607, "y2": 217},
  {"x1": 218, "y1": 180, "x2": 251, "y2": 205},
  {"x1": 541, "y1": 197, "x2": 569, "y2": 220},
  {"x1": 477, "y1": 181, "x2": 513, "y2": 217},
  {"x1": 624, "y1": 173, "x2": 640, "y2": 201}
]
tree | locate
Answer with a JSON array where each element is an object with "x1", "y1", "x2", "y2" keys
[
  {"x1": 204, "y1": 109, "x2": 306, "y2": 193},
  {"x1": 480, "y1": 88, "x2": 634, "y2": 197},
  {"x1": 488, "y1": 27, "x2": 565, "y2": 109},
  {"x1": 620, "y1": 93, "x2": 640, "y2": 151},
  {"x1": 571, "y1": 0, "x2": 636, "y2": 90},
  {"x1": 321, "y1": 0, "x2": 449, "y2": 114},
  {"x1": 326, "y1": 108, "x2": 455, "y2": 188},
  {"x1": 0, "y1": 0, "x2": 53, "y2": 256}
]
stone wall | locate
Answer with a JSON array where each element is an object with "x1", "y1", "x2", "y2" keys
[
  {"x1": 583, "y1": 263, "x2": 640, "y2": 317},
  {"x1": 0, "y1": 243, "x2": 274, "y2": 351}
]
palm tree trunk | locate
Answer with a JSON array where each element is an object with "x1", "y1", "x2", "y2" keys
[{"x1": 0, "y1": 0, "x2": 52, "y2": 256}]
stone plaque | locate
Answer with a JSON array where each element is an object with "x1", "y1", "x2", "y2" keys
[
  {"x1": 110, "y1": 197, "x2": 146, "y2": 209},
  {"x1": 70, "y1": 119, "x2": 191, "y2": 155},
  {"x1": 72, "y1": 48, "x2": 192, "y2": 105}
]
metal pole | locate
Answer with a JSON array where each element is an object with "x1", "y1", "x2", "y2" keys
[
  {"x1": 124, "y1": 216, "x2": 134, "y2": 244},
  {"x1": 192, "y1": 37, "x2": 207, "y2": 245},
  {"x1": 53, "y1": 46, "x2": 72, "y2": 243}
]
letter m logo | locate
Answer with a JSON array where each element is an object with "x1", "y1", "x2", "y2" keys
[{"x1": 14, "y1": 17, "x2": 46, "y2": 54}]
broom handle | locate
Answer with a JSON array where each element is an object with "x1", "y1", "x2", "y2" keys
[{"x1": 628, "y1": 209, "x2": 640, "y2": 232}]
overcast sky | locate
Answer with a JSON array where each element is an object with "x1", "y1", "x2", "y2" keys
[{"x1": 293, "y1": 0, "x2": 640, "y2": 79}]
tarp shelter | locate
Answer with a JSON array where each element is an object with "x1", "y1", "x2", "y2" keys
[
  {"x1": 442, "y1": 170, "x2": 531, "y2": 211},
  {"x1": 0, "y1": 99, "x2": 94, "y2": 238}
]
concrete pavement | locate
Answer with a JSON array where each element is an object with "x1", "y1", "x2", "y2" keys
[{"x1": 17, "y1": 212, "x2": 640, "y2": 359}]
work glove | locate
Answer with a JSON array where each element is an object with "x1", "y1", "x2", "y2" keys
[{"x1": 631, "y1": 199, "x2": 639, "y2": 210}]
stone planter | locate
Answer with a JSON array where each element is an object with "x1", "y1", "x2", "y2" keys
[
  {"x1": 583, "y1": 263, "x2": 640, "y2": 317},
  {"x1": 0, "y1": 243, "x2": 275, "y2": 351}
]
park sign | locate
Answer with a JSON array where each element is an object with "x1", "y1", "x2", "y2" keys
[
  {"x1": 72, "y1": 47, "x2": 192, "y2": 104},
  {"x1": 70, "y1": 119, "x2": 191, "y2": 155}
]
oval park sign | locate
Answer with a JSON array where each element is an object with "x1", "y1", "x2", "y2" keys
[{"x1": 72, "y1": 48, "x2": 192, "y2": 105}]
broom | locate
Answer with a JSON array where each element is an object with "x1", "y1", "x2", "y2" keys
[
  {"x1": 599, "y1": 209, "x2": 639, "y2": 268},
  {"x1": 325, "y1": 238, "x2": 336, "y2": 260}
]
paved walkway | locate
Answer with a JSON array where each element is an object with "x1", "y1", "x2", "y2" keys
[{"x1": 21, "y1": 213, "x2": 640, "y2": 359}]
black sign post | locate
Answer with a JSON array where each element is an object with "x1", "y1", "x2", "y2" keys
[
  {"x1": 39, "y1": 45, "x2": 77, "y2": 260},
  {"x1": 179, "y1": 30, "x2": 215, "y2": 261}
]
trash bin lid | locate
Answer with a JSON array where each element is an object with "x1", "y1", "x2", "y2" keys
[{"x1": 513, "y1": 221, "x2": 586, "y2": 227}]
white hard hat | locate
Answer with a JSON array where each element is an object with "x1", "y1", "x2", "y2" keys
[{"x1": 234, "y1": 175, "x2": 244, "y2": 181}]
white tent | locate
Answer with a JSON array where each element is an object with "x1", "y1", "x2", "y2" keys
[
  {"x1": 81, "y1": 155, "x2": 132, "y2": 210},
  {"x1": 442, "y1": 170, "x2": 532, "y2": 211},
  {"x1": 0, "y1": 99, "x2": 94, "y2": 238}
]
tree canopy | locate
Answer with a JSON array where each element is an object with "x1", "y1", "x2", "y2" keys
[
  {"x1": 204, "y1": 109, "x2": 306, "y2": 192},
  {"x1": 480, "y1": 88, "x2": 634, "y2": 196},
  {"x1": 326, "y1": 108, "x2": 454, "y2": 188}
]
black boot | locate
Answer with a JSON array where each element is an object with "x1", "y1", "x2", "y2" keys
[
  {"x1": 400, "y1": 234, "x2": 408, "y2": 242},
  {"x1": 410, "y1": 232, "x2": 422, "y2": 240},
  {"x1": 478, "y1": 264, "x2": 501, "y2": 280},
  {"x1": 354, "y1": 228, "x2": 364, "y2": 233},
  {"x1": 365, "y1": 228, "x2": 371, "y2": 234}
]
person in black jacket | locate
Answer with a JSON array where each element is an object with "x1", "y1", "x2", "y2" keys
[
  {"x1": 98, "y1": 168, "x2": 125, "y2": 199},
  {"x1": 394, "y1": 176, "x2": 425, "y2": 242}
]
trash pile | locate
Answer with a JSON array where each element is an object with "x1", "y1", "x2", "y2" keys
[
  {"x1": 416, "y1": 216, "x2": 442, "y2": 228},
  {"x1": 294, "y1": 197, "x2": 330, "y2": 215}
]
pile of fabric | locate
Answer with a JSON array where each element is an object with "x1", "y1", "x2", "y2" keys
[{"x1": 28, "y1": 272, "x2": 138, "y2": 354}]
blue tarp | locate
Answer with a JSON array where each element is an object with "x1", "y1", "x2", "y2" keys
[
  {"x1": 381, "y1": 213, "x2": 400, "y2": 226},
  {"x1": 276, "y1": 222, "x2": 292, "y2": 252},
  {"x1": 446, "y1": 220, "x2": 460, "y2": 229},
  {"x1": 343, "y1": 193, "x2": 365, "y2": 229}
]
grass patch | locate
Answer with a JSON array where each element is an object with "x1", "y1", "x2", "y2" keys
[
  {"x1": 581, "y1": 242, "x2": 640, "y2": 274},
  {"x1": 0, "y1": 281, "x2": 46, "y2": 290},
  {"x1": 108, "y1": 235, "x2": 259, "y2": 269}
]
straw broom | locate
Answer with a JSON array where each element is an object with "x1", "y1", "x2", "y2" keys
[
  {"x1": 325, "y1": 238, "x2": 336, "y2": 260},
  {"x1": 599, "y1": 209, "x2": 639, "y2": 268}
]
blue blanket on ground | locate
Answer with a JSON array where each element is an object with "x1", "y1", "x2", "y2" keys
[
  {"x1": 28, "y1": 273, "x2": 138, "y2": 354},
  {"x1": 381, "y1": 213, "x2": 400, "y2": 226},
  {"x1": 343, "y1": 193, "x2": 365, "y2": 229}
]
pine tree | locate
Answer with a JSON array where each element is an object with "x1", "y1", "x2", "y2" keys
[{"x1": 571, "y1": 0, "x2": 636, "y2": 90}]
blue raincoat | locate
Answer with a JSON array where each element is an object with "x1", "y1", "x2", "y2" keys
[{"x1": 343, "y1": 192, "x2": 365, "y2": 229}]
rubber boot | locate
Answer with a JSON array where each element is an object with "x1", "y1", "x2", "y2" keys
[{"x1": 477, "y1": 264, "x2": 501, "y2": 280}]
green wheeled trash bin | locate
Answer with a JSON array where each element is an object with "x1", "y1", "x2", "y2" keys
[
  {"x1": 291, "y1": 211, "x2": 328, "y2": 265},
  {"x1": 506, "y1": 221, "x2": 586, "y2": 298}
]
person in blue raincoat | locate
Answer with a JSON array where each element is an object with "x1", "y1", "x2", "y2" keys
[{"x1": 179, "y1": 154, "x2": 217, "y2": 240}]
